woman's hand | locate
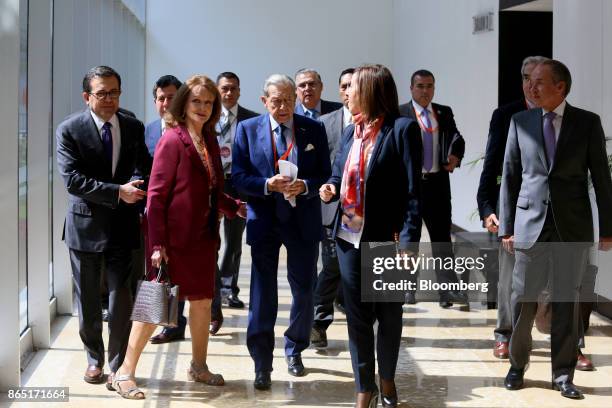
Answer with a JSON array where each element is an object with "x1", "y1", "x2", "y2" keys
[
  {"x1": 237, "y1": 202, "x2": 247, "y2": 219},
  {"x1": 151, "y1": 246, "x2": 169, "y2": 268},
  {"x1": 319, "y1": 184, "x2": 336, "y2": 202}
]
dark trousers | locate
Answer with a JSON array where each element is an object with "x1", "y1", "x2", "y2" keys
[
  {"x1": 336, "y1": 238, "x2": 403, "y2": 392},
  {"x1": 246, "y1": 221, "x2": 318, "y2": 373},
  {"x1": 219, "y1": 177, "x2": 246, "y2": 296},
  {"x1": 421, "y1": 172, "x2": 459, "y2": 294},
  {"x1": 313, "y1": 228, "x2": 343, "y2": 330},
  {"x1": 211, "y1": 265, "x2": 224, "y2": 322},
  {"x1": 509, "y1": 216, "x2": 588, "y2": 383},
  {"x1": 494, "y1": 246, "x2": 515, "y2": 342},
  {"x1": 69, "y1": 248, "x2": 133, "y2": 372}
]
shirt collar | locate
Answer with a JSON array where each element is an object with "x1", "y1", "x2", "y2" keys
[
  {"x1": 90, "y1": 109, "x2": 119, "y2": 131},
  {"x1": 222, "y1": 104, "x2": 239, "y2": 118},
  {"x1": 301, "y1": 100, "x2": 321, "y2": 115},
  {"x1": 343, "y1": 106, "x2": 352, "y2": 121},
  {"x1": 412, "y1": 101, "x2": 432, "y2": 115},
  {"x1": 269, "y1": 114, "x2": 294, "y2": 132},
  {"x1": 542, "y1": 99, "x2": 566, "y2": 118}
]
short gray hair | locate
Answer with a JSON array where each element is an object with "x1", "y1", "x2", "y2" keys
[
  {"x1": 294, "y1": 68, "x2": 322, "y2": 83},
  {"x1": 521, "y1": 56, "x2": 549, "y2": 76},
  {"x1": 262, "y1": 74, "x2": 295, "y2": 96}
]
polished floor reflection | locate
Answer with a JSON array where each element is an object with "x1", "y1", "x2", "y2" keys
[{"x1": 18, "y1": 245, "x2": 612, "y2": 407}]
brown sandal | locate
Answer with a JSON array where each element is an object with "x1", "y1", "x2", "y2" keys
[
  {"x1": 187, "y1": 361, "x2": 225, "y2": 386},
  {"x1": 113, "y1": 374, "x2": 145, "y2": 400}
]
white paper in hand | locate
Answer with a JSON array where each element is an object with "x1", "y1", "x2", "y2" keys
[{"x1": 278, "y1": 160, "x2": 298, "y2": 207}]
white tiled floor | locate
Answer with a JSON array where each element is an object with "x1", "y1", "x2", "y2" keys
[{"x1": 10, "y1": 243, "x2": 612, "y2": 407}]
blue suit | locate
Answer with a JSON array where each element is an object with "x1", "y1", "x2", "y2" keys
[
  {"x1": 144, "y1": 118, "x2": 162, "y2": 156},
  {"x1": 232, "y1": 113, "x2": 331, "y2": 372},
  {"x1": 295, "y1": 99, "x2": 342, "y2": 118}
]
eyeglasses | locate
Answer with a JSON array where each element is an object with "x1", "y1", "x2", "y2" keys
[{"x1": 89, "y1": 90, "x2": 122, "y2": 100}]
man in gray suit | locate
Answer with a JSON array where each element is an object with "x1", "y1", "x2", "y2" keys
[
  {"x1": 499, "y1": 59, "x2": 612, "y2": 399},
  {"x1": 311, "y1": 68, "x2": 353, "y2": 348},
  {"x1": 56, "y1": 66, "x2": 151, "y2": 385}
]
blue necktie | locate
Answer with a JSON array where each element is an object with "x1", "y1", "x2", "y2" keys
[
  {"x1": 275, "y1": 124, "x2": 286, "y2": 156},
  {"x1": 421, "y1": 109, "x2": 434, "y2": 171},
  {"x1": 101, "y1": 122, "x2": 113, "y2": 170},
  {"x1": 543, "y1": 112, "x2": 557, "y2": 168}
]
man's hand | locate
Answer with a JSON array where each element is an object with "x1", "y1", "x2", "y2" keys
[
  {"x1": 443, "y1": 154, "x2": 460, "y2": 172},
  {"x1": 151, "y1": 246, "x2": 169, "y2": 268},
  {"x1": 484, "y1": 213, "x2": 499, "y2": 234},
  {"x1": 237, "y1": 202, "x2": 247, "y2": 219},
  {"x1": 267, "y1": 174, "x2": 291, "y2": 193},
  {"x1": 319, "y1": 183, "x2": 336, "y2": 202},
  {"x1": 285, "y1": 179, "x2": 306, "y2": 198},
  {"x1": 501, "y1": 235, "x2": 514, "y2": 254},
  {"x1": 119, "y1": 180, "x2": 147, "y2": 203},
  {"x1": 599, "y1": 236, "x2": 612, "y2": 251}
]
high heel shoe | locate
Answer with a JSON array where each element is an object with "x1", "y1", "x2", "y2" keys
[
  {"x1": 380, "y1": 380, "x2": 398, "y2": 407},
  {"x1": 187, "y1": 361, "x2": 225, "y2": 386}
]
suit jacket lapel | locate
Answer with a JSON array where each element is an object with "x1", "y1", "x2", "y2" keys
[
  {"x1": 258, "y1": 114, "x2": 275, "y2": 175},
  {"x1": 529, "y1": 108, "x2": 549, "y2": 170},
  {"x1": 176, "y1": 126, "x2": 207, "y2": 176},
  {"x1": 294, "y1": 115, "x2": 308, "y2": 170},
  {"x1": 552, "y1": 103, "x2": 575, "y2": 173},
  {"x1": 114, "y1": 113, "x2": 129, "y2": 180},
  {"x1": 405, "y1": 101, "x2": 417, "y2": 121}
]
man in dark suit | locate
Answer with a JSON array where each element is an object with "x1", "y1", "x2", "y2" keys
[
  {"x1": 232, "y1": 74, "x2": 331, "y2": 390},
  {"x1": 399, "y1": 69, "x2": 466, "y2": 308},
  {"x1": 144, "y1": 75, "x2": 182, "y2": 155},
  {"x1": 56, "y1": 66, "x2": 151, "y2": 385},
  {"x1": 294, "y1": 68, "x2": 342, "y2": 119},
  {"x1": 208, "y1": 72, "x2": 259, "y2": 334},
  {"x1": 499, "y1": 60, "x2": 612, "y2": 399},
  {"x1": 310, "y1": 67, "x2": 353, "y2": 349},
  {"x1": 477, "y1": 56, "x2": 547, "y2": 359}
]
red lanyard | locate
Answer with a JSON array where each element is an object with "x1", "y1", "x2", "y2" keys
[
  {"x1": 270, "y1": 125, "x2": 295, "y2": 171},
  {"x1": 414, "y1": 106, "x2": 438, "y2": 133}
]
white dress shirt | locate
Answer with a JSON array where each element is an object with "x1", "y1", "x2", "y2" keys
[
  {"x1": 542, "y1": 99, "x2": 566, "y2": 142},
  {"x1": 412, "y1": 101, "x2": 440, "y2": 173}
]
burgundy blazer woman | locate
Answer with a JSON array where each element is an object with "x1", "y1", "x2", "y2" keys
[{"x1": 147, "y1": 125, "x2": 240, "y2": 251}]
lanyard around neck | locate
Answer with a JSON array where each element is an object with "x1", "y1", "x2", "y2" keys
[
  {"x1": 270, "y1": 124, "x2": 295, "y2": 171},
  {"x1": 414, "y1": 106, "x2": 438, "y2": 133}
]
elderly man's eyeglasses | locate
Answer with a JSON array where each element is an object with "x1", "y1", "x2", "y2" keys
[{"x1": 89, "y1": 90, "x2": 122, "y2": 100}]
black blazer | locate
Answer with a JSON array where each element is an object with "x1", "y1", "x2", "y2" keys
[
  {"x1": 328, "y1": 116, "x2": 423, "y2": 250},
  {"x1": 236, "y1": 105, "x2": 259, "y2": 123},
  {"x1": 295, "y1": 99, "x2": 343, "y2": 116},
  {"x1": 399, "y1": 101, "x2": 465, "y2": 166},
  {"x1": 477, "y1": 99, "x2": 527, "y2": 219},
  {"x1": 56, "y1": 109, "x2": 152, "y2": 252}
]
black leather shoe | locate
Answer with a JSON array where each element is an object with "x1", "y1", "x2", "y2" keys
[
  {"x1": 380, "y1": 380, "x2": 398, "y2": 407},
  {"x1": 150, "y1": 329, "x2": 185, "y2": 344},
  {"x1": 254, "y1": 371, "x2": 271, "y2": 390},
  {"x1": 405, "y1": 291, "x2": 417, "y2": 305},
  {"x1": 310, "y1": 326, "x2": 328, "y2": 349},
  {"x1": 286, "y1": 355, "x2": 306, "y2": 377},
  {"x1": 447, "y1": 290, "x2": 468, "y2": 304},
  {"x1": 101, "y1": 308, "x2": 110, "y2": 322},
  {"x1": 334, "y1": 300, "x2": 346, "y2": 315},
  {"x1": 226, "y1": 293, "x2": 245, "y2": 309},
  {"x1": 209, "y1": 319, "x2": 223, "y2": 335},
  {"x1": 504, "y1": 367, "x2": 525, "y2": 390},
  {"x1": 439, "y1": 301, "x2": 453, "y2": 308},
  {"x1": 552, "y1": 381, "x2": 584, "y2": 399}
]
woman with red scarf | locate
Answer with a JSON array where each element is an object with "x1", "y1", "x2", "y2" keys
[{"x1": 320, "y1": 64, "x2": 422, "y2": 408}]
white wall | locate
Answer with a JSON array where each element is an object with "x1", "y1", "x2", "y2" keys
[
  {"x1": 52, "y1": 0, "x2": 146, "y2": 313},
  {"x1": 554, "y1": 0, "x2": 612, "y2": 135},
  {"x1": 144, "y1": 0, "x2": 394, "y2": 123},
  {"x1": 392, "y1": 0, "x2": 499, "y2": 230}
]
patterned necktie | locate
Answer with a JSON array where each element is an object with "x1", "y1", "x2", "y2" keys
[
  {"x1": 220, "y1": 110, "x2": 234, "y2": 139},
  {"x1": 543, "y1": 111, "x2": 557, "y2": 168},
  {"x1": 421, "y1": 109, "x2": 434, "y2": 171},
  {"x1": 275, "y1": 124, "x2": 286, "y2": 156},
  {"x1": 101, "y1": 122, "x2": 113, "y2": 170}
]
